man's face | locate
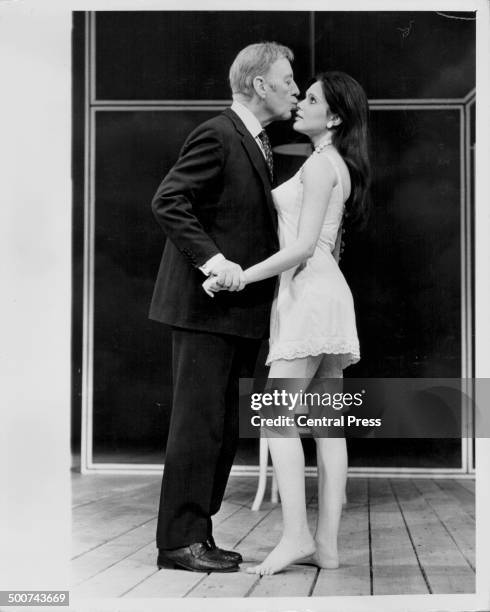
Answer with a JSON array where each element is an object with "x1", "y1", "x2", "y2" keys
[{"x1": 262, "y1": 58, "x2": 299, "y2": 121}]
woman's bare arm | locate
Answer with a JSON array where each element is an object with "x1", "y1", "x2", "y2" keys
[{"x1": 243, "y1": 154, "x2": 336, "y2": 284}]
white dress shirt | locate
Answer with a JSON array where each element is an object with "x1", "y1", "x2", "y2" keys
[{"x1": 230, "y1": 100, "x2": 268, "y2": 159}]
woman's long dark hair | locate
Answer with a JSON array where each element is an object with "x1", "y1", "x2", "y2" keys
[{"x1": 314, "y1": 71, "x2": 371, "y2": 227}]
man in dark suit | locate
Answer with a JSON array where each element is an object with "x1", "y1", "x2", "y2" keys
[{"x1": 150, "y1": 42, "x2": 299, "y2": 572}]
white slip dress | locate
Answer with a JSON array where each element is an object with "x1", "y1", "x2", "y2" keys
[{"x1": 266, "y1": 145, "x2": 360, "y2": 370}]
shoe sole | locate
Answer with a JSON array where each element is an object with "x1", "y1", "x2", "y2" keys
[{"x1": 157, "y1": 560, "x2": 239, "y2": 573}]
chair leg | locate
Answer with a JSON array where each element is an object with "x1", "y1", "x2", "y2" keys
[
  {"x1": 271, "y1": 469, "x2": 279, "y2": 504},
  {"x1": 251, "y1": 437, "x2": 269, "y2": 511}
]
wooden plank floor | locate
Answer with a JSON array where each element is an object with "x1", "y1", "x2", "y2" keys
[{"x1": 71, "y1": 473, "x2": 475, "y2": 599}]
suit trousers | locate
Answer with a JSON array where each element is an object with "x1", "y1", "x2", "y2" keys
[{"x1": 156, "y1": 327, "x2": 262, "y2": 550}]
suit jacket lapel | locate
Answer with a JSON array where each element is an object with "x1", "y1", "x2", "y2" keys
[{"x1": 222, "y1": 109, "x2": 277, "y2": 231}]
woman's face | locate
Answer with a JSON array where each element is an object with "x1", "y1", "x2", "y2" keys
[{"x1": 293, "y1": 80, "x2": 332, "y2": 138}]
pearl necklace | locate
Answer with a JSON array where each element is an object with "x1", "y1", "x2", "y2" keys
[{"x1": 314, "y1": 136, "x2": 333, "y2": 154}]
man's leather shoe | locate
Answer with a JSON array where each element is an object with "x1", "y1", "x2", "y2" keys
[
  {"x1": 157, "y1": 542, "x2": 239, "y2": 573},
  {"x1": 206, "y1": 536, "x2": 243, "y2": 564}
]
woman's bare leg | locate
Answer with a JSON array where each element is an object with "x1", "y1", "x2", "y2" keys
[
  {"x1": 312, "y1": 356, "x2": 347, "y2": 568},
  {"x1": 312, "y1": 437, "x2": 347, "y2": 568},
  {"x1": 246, "y1": 356, "x2": 321, "y2": 575}
]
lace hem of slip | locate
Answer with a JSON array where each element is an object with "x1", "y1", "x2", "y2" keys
[{"x1": 266, "y1": 340, "x2": 360, "y2": 367}]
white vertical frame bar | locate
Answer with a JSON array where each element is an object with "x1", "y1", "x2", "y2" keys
[
  {"x1": 460, "y1": 104, "x2": 469, "y2": 474},
  {"x1": 465, "y1": 94, "x2": 476, "y2": 475},
  {"x1": 81, "y1": 11, "x2": 95, "y2": 473}
]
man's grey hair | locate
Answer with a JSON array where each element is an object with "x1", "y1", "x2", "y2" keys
[{"x1": 229, "y1": 42, "x2": 294, "y2": 98}]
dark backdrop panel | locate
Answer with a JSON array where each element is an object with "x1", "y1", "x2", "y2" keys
[
  {"x1": 314, "y1": 12, "x2": 475, "y2": 99},
  {"x1": 92, "y1": 110, "x2": 220, "y2": 453},
  {"x1": 345, "y1": 109, "x2": 462, "y2": 378},
  {"x1": 91, "y1": 107, "x2": 463, "y2": 467},
  {"x1": 95, "y1": 11, "x2": 311, "y2": 101},
  {"x1": 94, "y1": 11, "x2": 475, "y2": 102},
  {"x1": 75, "y1": 11, "x2": 473, "y2": 468},
  {"x1": 343, "y1": 107, "x2": 462, "y2": 468},
  {"x1": 271, "y1": 110, "x2": 463, "y2": 381}
]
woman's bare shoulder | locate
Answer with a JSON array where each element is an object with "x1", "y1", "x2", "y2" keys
[{"x1": 302, "y1": 150, "x2": 338, "y2": 187}]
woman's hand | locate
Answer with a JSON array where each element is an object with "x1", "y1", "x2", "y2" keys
[
  {"x1": 202, "y1": 275, "x2": 222, "y2": 297},
  {"x1": 202, "y1": 272, "x2": 247, "y2": 297}
]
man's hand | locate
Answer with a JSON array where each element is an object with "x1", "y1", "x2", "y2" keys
[{"x1": 207, "y1": 258, "x2": 246, "y2": 292}]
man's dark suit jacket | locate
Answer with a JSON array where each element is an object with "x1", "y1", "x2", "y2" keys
[{"x1": 149, "y1": 108, "x2": 279, "y2": 339}]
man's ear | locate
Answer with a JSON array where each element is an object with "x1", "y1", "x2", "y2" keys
[{"x1": 252, "y1": 76, "x2": 267, "y2": 99}]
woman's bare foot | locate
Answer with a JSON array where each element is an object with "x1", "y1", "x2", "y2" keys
[
  {"x1": 246, "y1": 534, "x2": 316, "y2": 575},
  {"x1": 295, "y1": 541, "x2": 339, "y2": 569},
  {"x1": 309, "y1": 541, "x2": 339, "y2": 569},
  {"x1": 310, "y1": 550, "x2": 339, "y2": 569}
]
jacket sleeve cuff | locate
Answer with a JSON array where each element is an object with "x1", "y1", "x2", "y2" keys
[{"x1": 199, "y1": 252, "x2": 225, "y2": 276}]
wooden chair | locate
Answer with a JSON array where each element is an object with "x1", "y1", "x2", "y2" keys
[{"x1": 251, "y1": 437, "x2": 278, "y2": 511}]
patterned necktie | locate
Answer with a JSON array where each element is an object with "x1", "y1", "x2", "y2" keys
[{"x1": 258, "y1": 130, "x2": 274, "y2": 181}]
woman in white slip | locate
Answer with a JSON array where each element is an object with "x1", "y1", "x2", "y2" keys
[{"x1": 204, "y1": 71, "x2": 371, "y2": 575}]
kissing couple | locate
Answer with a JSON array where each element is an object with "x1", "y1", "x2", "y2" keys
[{"x1": 149, "y1": 41, "x2": 370, "y2": 575}]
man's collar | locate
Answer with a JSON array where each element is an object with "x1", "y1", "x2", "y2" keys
[{"x1": 230, "y1": 100, "x2": 263, "y2": 139}]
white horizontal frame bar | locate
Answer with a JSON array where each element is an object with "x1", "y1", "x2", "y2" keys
[
  {"x1": 371, "y1": 97, "x2": 471, "y2": 105},
  {"x1": 464, "y1": 88, "x2": 476, "y2": 103},
  {"x1": 91, "y1": 104, "x2": 465, "y2": 113},
  {"x1": 92, "y1": 105, "x2": 228, "y2": 112},
  {"x1": 92, "y1": 98, "x2": 470, "y2": 108},
  {"x1": 80, "y1": 462, "x2": 474, "y2": 478},
  {"x1": 368, "y1": 104, "x2": 463, "y2": 111},
  {"x1": 92, "y1": 100, "x2": 465, "y2": 112},
  {"x1": 93, "y1": 99, "x2": 232, "y2": 106}
]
